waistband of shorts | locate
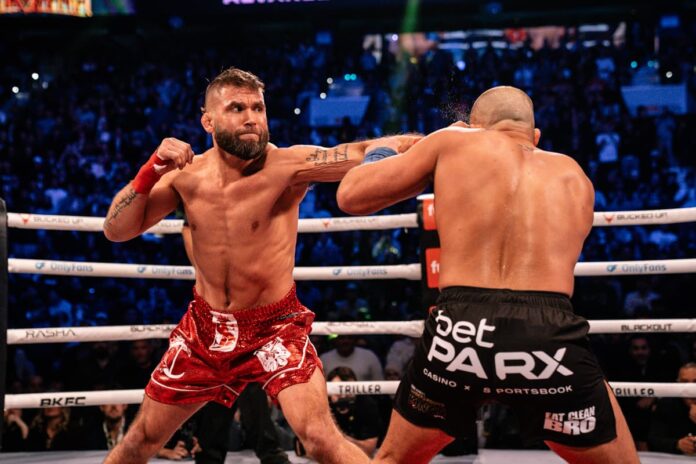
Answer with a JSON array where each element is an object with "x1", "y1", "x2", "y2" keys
[
  {"x1": 192, "y1": 284, "x2": 301, "y2": 322},
  {"x1": 437, "y1": 285, "x2": 572, "y2": 312}
]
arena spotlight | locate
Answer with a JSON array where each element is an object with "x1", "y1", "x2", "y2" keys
[
  {"x1": 320, "y1": 92, "x2": 327, "y2": 99},
  {"x1": 31, "y1": 73, "x2": 39, "y2": 80},
  {"x1": 294, "y1": 108, "x2": 301, "y2": 115},
  {"x1": 11, "y1": 86, "x2": 19, "y2": 94}
]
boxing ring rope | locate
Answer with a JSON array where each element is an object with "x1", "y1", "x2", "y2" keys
[
  {"x1": 6, "y1": 381, "x2": 696, "y2": 410},
  {"x1": 7, "y1": 212, "x2": 419, "y2": 234},
  {"x1": 8, "y1": 257, "x2": 696, "y2": 279},
  {"x1": 7, "y1": 206, "x2": 696, "y2": 234},
  {"x1": 6, "y1": 319, "x2": 696, "y2": 345}
]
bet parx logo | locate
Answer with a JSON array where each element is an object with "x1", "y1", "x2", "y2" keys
[
  {"x1": 35, "y1": 262, "x2": 45, "y2": 270},
  {"x1": 606, "y1": 264, "x2": 617, "y2": 273},
  {"x1": 137, "y1": 266, "x2": 147, "y2": 273},
  {"x1": 332, "y1": 269, "x2": 342, "y2": 276},
  {"x1": 427, "y1": 311, "x2": 574, "y2": 380}
]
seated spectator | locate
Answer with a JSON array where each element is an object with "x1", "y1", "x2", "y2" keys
[
  {"x1": 2, "y1": 408, "x2": 29, "y2": 452},
  {"x1": 25, "y1": 406, "x2": 81, "y2": 451},
  {"x1": 648, "y1": 362, "x2": 696, "y2": 455},
  {"x1": 385, "y1": 336, "x2": 416, "y2": 376},
  {"x1": 320, "y1": 335, "x2": 383, "y2": 380},
  {"x1": 615, "y1": 335, "x2": 672, "y2": 450},
  {"x1": 82, "y1": 403, "x2": 131, "y2": 450},
  {"x1": 327, "y1": 367, "x2": 382, "y2": 457},
  {"x1": 117, "y1": 340, "x2": 158, "y2": 388},
  {"x1": 157, "y1": 417, "x2": 201, "y2": 461}
]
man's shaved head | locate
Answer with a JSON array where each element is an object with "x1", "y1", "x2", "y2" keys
[{"x1": 470, "y1": 86, "x2": 535, "y2": 129}]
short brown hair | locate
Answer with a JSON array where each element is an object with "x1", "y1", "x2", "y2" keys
[
  {"x1": 327, "y1": 366, "x2": 358, "y2": 382},
  {"x1": 202, "y1": 67, "x2": 265, "y2": 113}
]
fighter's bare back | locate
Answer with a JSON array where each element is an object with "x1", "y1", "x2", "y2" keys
[
  {"x1": 339, "y1": 123, "x2": 595, "y2": 297},
  {"x1": 433, "y1": 125, "x2": 594, "y2": 296}
]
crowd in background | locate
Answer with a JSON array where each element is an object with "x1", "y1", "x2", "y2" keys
[{"x1": 2, "y1": 14, "x2": 695, "y2": 456}]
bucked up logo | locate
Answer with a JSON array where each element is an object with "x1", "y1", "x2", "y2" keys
[{"x1": 427, "y1": 311, "x2": 573, "y2": 380}]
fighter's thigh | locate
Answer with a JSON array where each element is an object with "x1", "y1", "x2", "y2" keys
[
  {"x1": 276, "y1": 369, "x2": 337, "y2": 435},
  {"x1": 374, "y1": 410, "x2": 453, "y2": 464},
  {"x1": 125, "y1": 396, "x2": 206, "y2": 447},
  {"x1": 545, "y1": 382, "x2": 639, "y2": 464}
]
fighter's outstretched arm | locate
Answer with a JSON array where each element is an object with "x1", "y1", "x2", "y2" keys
[
  {"x1": 275, "y1": 135, "x2": 420, "y2": 185},
  {"x1": 337, "y1": 132, "x2": 444, "y2": 215},
  {"x1": 103, "y1": 138, "x2": 192, "y2": 242}
]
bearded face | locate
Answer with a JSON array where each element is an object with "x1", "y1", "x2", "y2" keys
[{"x1": 214, "y1": 125, "x2": 269, "y2": 161}]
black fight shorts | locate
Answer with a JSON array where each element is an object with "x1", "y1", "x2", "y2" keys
[{"x1": 394, "y1": 286, "x2": 616, "y2": 447}]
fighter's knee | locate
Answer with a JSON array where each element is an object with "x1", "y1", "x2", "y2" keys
[
  {"x1": 295, "y1": 422, "x2": 336, "y2": 458},
  {"x1": 123, "y1": 421, "x2": 166, "y2": 455}
]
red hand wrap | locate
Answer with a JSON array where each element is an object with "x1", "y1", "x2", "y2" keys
[{"x1": 132, "y1": 151, "x2": 171, "y2": 194}]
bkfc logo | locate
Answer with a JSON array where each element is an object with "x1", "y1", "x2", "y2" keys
[{"x1": 427, "y1": 311, "x2": 573, "y2": 380}]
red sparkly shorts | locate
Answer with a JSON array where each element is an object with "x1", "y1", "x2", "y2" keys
[{"x1": 145, "y1": 284, "x2": 321, "y2": 407}]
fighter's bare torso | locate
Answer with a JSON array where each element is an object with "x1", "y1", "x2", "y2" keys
[{"x1": 166, "y1": 148, "x2": 306, "y2": 310}]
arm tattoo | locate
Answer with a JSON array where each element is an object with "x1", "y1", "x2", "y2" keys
[
  {"x1": 306, "y1": 146, "x2": 349, "y2": 166},
  {"x1": 106, "y1": 187, "x2": 137, "y2": 226}
]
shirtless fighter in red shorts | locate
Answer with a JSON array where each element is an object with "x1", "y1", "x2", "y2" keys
[{"x1": 102, "y1": 67, "x2": 416, "y2": 464}]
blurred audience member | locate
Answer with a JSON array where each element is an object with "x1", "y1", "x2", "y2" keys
[{"x1": 648, "y1": 363, "x2": 696, "y2": 455}]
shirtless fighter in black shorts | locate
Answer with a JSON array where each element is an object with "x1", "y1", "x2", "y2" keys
[{"x1": 338, "y1": 86, "x2": 639, "y2": 464}]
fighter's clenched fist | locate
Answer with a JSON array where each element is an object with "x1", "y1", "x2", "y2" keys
[
  {"x1": 131, "y1": 137, "x2": 194, "y2": 194},
  {"x1": 155, "y1": 137, "x2": 195, "y2": 172}
]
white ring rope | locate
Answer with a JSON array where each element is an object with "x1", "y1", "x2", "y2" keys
[
  {"x1": 8, "y1": 258, "x2": 696, "y2": 280},
  {"x1": 7, "y1": 213, "x2": 418, "y2": 234},
  {"x1": 422, "y1": 196, "x2": 696, "y2": 227},
  {"x1": 8, "y1": 259, "x2": 422, "y2": 280},
  {"x1": 8, "y1": 207, "x2": 696, "y2": 234},
  {"x1": 7, "y1": 319, "x2": 695, "y2": 345},
  {"x1": 5, "y1": 381, "x2": 696, "y2": 409}
]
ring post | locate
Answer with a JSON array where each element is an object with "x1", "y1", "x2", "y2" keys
[
  {"x1": 0, "y1": 198, "x2": 8, "y2": 449},
  {"x1": 417, "y1": 194, "x2": 440, "y2": 311}
]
